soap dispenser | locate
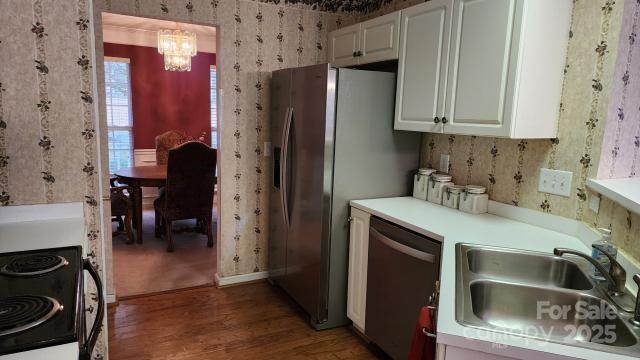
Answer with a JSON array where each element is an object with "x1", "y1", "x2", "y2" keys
[{"x1": 591, "y1": 228, "x2": 617, "y2": 280}]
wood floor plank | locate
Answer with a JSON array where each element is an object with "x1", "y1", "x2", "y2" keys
[{"x1": 108, "y1": 282, "x2": 385, "y2": 359}]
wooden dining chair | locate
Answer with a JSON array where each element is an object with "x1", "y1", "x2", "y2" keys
[
  {"x1": 155, "y1": 130, "x2": 192, "y2": 165},
  {"x1": 110, "y1": 177, "x2": 134, "y2": 244},
  {"x1": 154, "y1": 141, "x2": 217, "y2": 252}
]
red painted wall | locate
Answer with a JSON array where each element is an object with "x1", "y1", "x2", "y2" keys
[{"x1": 104, "y1": 43, "x2": 216, "y2": 149}]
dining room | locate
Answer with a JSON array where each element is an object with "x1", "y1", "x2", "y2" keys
[{"x1": 102, "y1": 13, "x2": 219, "y2": 298}]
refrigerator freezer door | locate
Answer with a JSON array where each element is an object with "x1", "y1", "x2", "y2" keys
[
  {"x1": 279, "y1": 64, "x2": 336, "y2": 325},
  {"x1": 269, "y1": 68, "x2": 293, "y2": 282}
]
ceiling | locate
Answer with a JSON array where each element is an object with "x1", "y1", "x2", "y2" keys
[{"x1": 102, "y1": 13, "x2": 216, "y2": 53}]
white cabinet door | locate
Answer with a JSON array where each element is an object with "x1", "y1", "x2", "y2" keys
[
  {"x1": 394, "y1": 0, "x2": 452, "y2": 132},
  {"x1": 444, "y1": 0, "x2": 520, "y2": 136},
  {"x1": 328, "y1": 23, "x2": 360, "y2": 67},
  {"x1": 347, "y1": 207, "x2": 371, "y2": 332},
  {"x1": 359, "y1": 11, "x2": 401, "y2": 65}
]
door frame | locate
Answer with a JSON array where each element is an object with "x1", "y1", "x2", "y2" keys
[{"x1": 89, "y1": 9, "x2": 224, "y2": 303}]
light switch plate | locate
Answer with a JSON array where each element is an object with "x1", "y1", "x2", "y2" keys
[
  {"x1": 263, "y1": 142, "x2": 272, "y2": 157},
  {"x1": 440, "y1": 154, "x2": 450, "y2": 173},
  {"x1": 538, "y1": 168, "x2": 573, "y2": 197}
]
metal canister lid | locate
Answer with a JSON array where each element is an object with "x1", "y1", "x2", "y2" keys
[
  {"x1": 431, "y1": 173, "x2": 453, "y2": 182},
  {"x1": 446, "y1": 184, "x2": 465, "y2": 194},
  {"x1": 465, "y1": 185, "x2": 486, "y2": 194},
  {"x1": 418, "y1": 168, "x2": 437, "y2": 175}
]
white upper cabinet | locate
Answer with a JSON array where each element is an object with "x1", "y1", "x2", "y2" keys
[
  {"x1": 328, "y1": 23, "x2": 360, "y2": 67},
  {"x1": 394, "y1": 0, "x2": 572, "y2": 138},
  {"x1": 394, "y1": 0, "x2": 452, "y2": 132},
  {"x1": 360, "y1": 12, "x2": 401, "y2": 64},
  {"x1": 328, "y1": 12, "x2": 401, "y2": 67},
  {"x1": 444, "y1": 0, "x2": 518, "y2": 136}
]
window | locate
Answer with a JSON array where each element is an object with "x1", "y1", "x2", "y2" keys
[
  {"x1": 104, "y1": 57, "x2": 133, "y2": 173},
  {"x1": 210, "y1": 66, "x2": 218, "y2": 148}
]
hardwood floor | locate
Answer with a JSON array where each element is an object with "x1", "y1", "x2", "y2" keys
[{"x1": 107, "y1": 282, "x2": 384, "y2": 359}]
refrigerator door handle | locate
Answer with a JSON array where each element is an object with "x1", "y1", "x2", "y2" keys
[
  {"x1": 370, "y1": 227, "x2": 436, "y2": 263},
  {"x1": 280, "y1": 107, "x2": 293, "y2": 227}
]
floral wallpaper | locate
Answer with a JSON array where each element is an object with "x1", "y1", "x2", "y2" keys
[
  {"x1": 418, "y1": 0, "x2": 640, "y2": 263},
  {"x1": 0, "y1": 0, "x2": 637, "y2": 358},
  {"x1": 598, "y1": 0, "x2": 640, "y2": 179},
  {"x1": 92, "y1": 0, "x2": 355, "y2": 282},
  {"x1": 0, "y1": 0, "x2": 106, "y2": 357},
  {"x1": 0, "y1": 0, "x2": 359, "y2": 358}
]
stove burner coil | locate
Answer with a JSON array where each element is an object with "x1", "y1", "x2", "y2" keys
[
  {"x1": 0, "y1": 295, "x2": 62, "y2": 337},
  {"x1": 0, "y1": 254, "x2": 68, "y2": 276}
]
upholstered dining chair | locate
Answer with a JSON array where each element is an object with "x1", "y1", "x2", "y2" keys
[
  {"x1": 155, "y1": 130, "x2": 193, "y2": 165},
  {"x1": 154, "y1": 141, "x2": 217, "y2": 252},
  {"x1": 110, "y1": 177, "x2": 134, "y2": 244}
]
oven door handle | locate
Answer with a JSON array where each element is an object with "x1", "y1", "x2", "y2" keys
[{"x1": 79, "y1": 259, "x2": 105, "y2": 360}]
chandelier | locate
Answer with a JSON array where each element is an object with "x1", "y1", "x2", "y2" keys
[{"x1": 157, "y1": 28, "x2": 197, "y2": 71}]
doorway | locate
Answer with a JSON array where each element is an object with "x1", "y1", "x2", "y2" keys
[{"x1": 98, "y1": 13, "x2": 220, "y2": 298}]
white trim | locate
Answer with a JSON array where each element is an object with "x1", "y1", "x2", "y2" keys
[
  {"x1": 586, "y1": 178, "x2": 640, "y2": 216},
  {"x1": 104, "y1": 56, "x2": 130, "y2": 63},
  {"x1": 102, "y1": 23, "x2": 217, "y2": 54},
  {"x1": 105, "y1": 293, "x2": 117, "y2": 304},
  {"x1": 88, "y1": 0, "x2": 111, "y2": 354},
  {"x1": 214, "y1": 271, "x2": 269, "y2": 287}
]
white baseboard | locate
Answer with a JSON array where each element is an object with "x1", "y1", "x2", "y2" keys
[
  {"x1": 215, "y1": 271, "x2": 269, "y2": 286},
  {"x1": 106, "y1": 293, "x2": 117, "y2": 304}
]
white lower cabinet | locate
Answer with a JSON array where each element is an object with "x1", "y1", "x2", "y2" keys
[{"x1": 346, "y1": 207, "x2": 370, "y2": 332}]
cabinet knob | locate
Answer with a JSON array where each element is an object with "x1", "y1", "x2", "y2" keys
[
  {"x1": 434, "y1": 116, "x2": 441, "y2": 124},
  {"x1": 357, "y1": 51, "x2": 363, "y2": 57},
  {"x1": 347, "y1": 216, "x2": 353, "y2": 223},
  {"x1": 353, "y1": 51, "x2": 357, "y2": 57},
  {"x1": 441, "y1": 117, "x2": 448, "y2": 124}
]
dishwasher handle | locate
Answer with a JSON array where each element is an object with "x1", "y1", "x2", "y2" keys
[{"x1": 370, "y1": 227, "x2": 436, "y2": 263}]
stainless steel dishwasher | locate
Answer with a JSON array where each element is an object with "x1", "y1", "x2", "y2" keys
[{"x1": 365, "y1": 216, "x2": 442, "y2": 359}]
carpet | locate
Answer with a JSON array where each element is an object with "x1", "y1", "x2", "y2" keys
[{"x1": 112, "y1": 205, "x2": 217, "y2": 298}]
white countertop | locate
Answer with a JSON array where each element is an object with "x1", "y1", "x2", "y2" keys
[{"x1": 350, "y1": 197, "x2": 637, "y2": 360}]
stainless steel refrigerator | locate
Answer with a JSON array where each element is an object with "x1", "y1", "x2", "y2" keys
[{"x1": 269, "y1": 64, "x2": 420, "y2": 329}]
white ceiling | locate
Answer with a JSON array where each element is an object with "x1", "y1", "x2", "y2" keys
[{"x1": 102, "y1": 13, "x2": 216, "y2": 53}]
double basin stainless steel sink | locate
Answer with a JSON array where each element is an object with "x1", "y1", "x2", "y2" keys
[{"x1": 456, "y1": 244, "x2": 640, "y2": 356}]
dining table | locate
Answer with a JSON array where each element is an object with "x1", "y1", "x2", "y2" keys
[
  {"x1": 113, "y1": 165, "x2": 217, "y2": 244},
  {"x1": 113, "y1": 165, "x2": 167, "y2": 244}
]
